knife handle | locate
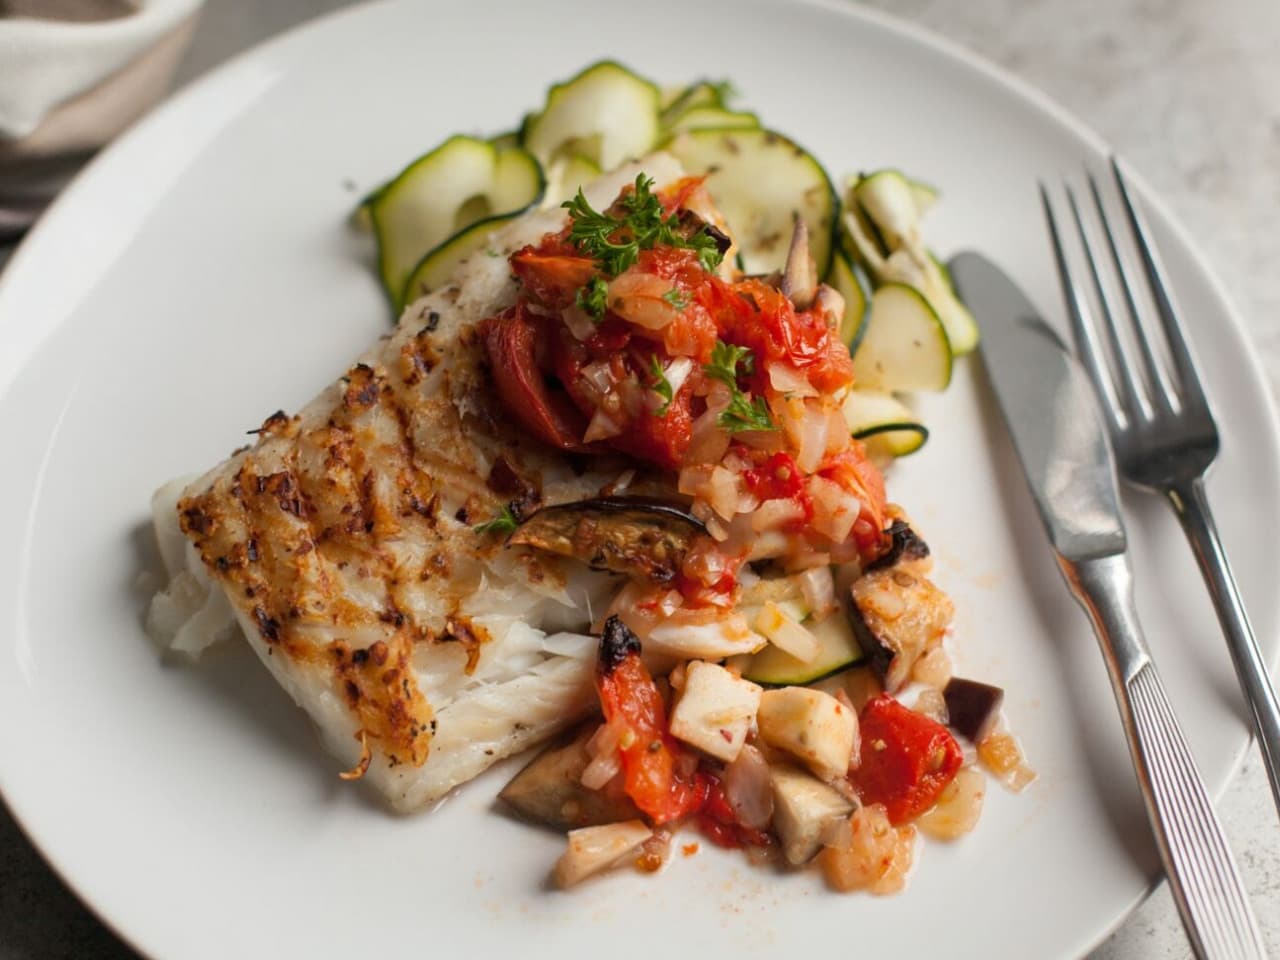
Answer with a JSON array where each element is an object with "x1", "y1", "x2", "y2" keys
[{"x1": 1059, "y1": 554, "x2": 1265, "y2": 960}]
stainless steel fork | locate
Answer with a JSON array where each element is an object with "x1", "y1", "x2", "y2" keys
[{"x1": 1042, "y1": 157, "x2": 1280, "y2": 821}]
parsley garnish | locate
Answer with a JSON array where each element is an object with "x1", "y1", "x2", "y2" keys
[
  {"x1": 561, "y1": 173, "x2": 725, "y2": 277},
  {"x1": 648, "y1": 355, "x2": 674, "y2": 417},
  {"x1": 703, "y1": 340, "x2": 775, "y2": 433},
  {"x1": 473, "y1": 504, "x2": 518, "y2": 535},
  {"x1": 662, "y1": 287, "x2": 689, "y2": 310},
  {"x1": 576, "y1": 275, "x2": 609, "y2": 321},
  {"x1": 720, "y1": 393, "x2": 775, "y2": 433}
]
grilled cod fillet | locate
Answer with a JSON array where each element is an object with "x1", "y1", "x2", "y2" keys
[{"x1": 149, "y1": 156, "x2": 685, "y2": 812}]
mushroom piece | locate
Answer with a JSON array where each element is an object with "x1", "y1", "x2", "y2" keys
[
  {"x1": 498, "y1": 723, "x2": 642, "y2": 830},
  {"x1": 780, "y1": 216, "x2": 818, "y2": 310},
  {"x1": 507, "y1": 495, "x2": 705, "y2": 585}
]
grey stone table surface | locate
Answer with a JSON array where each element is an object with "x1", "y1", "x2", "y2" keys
[{"x1": 2, "y1": 0, "x2": 1277, "y2": 958}]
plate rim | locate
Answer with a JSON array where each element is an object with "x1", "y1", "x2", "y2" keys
[{"x1": 1, "y1": 2, "x2": 1276, "y2": 958}]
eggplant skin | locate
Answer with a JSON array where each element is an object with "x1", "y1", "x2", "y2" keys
[
  {"x1": 943, "y1": 677, "x2": 1004, "y2": 743},
  {"x1": 508, "y1": 496, "x2": 705, "y2": 584},
  {"x1": 599, "y1": 615, "x2": 641, "y2": 675},
  {"x1": 498, "y1": 723, "x2": 641, "y2": 830},
  {"x1": 867, "y1": 520, "x2": 929, "y2": 572}
]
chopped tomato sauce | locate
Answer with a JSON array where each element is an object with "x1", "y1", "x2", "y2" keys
[
  {"x1": 481, "y1": 174, "x2": 897, "y2": 592},
  {"x1": 595, "y1": 647, "x2": 700, "y2": 825}
]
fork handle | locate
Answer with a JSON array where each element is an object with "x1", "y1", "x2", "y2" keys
[
  {"x1": 1169, "y1": 475, "x2": 1280, "y2": 817},
  {"x1": 1060, "y1": 554, "x2": 1265, "y2": 960}
]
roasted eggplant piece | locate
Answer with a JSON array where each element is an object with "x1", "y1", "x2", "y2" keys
[
  {"x1": 847, "y1": 563, "x2": 954, "y2": 692},
  {"x1": 866, "y1": 519, "x2": 929, "y2": 571},
  {"x1": 498, "y1": 723, "x2": 642, "y2": 830},
  {"x1": 769, "y1": 764, "x2": 854, "y2": 866},
  {"x1": 507, "y1": 496, "x2": 705, "y2": 584},
  {"x1": 943, "y1": 677, "x2": 1004, "y2": 744}
]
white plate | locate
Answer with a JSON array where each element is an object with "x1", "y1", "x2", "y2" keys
[{"x1": 1, "y1": 2, "x2": 1276, "y2": 957}]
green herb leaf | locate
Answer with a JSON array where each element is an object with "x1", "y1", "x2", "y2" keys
[
  {"x1": 576, "y1": 275, "x2": 610, "y2": 321},
  {"x1": 562, "y1": 173, "x2": 724, "y2": 277},
  {"x1": 648, "y1": 355, "x2": 674, "y2": 417},
  {"x1": 473, "y1": 504, "x2": 518, "y2": 535},
  {"x1": 704, "y1": 340, "x2": 755, "y2": 388},
  {"x1": 702, "y1": 340, "x2": 774, "y2": 433},
  {"x1": 719, "y1": 393, "x2": 775, "y2": 432},
  {"x1": 661, "y1": 287, "x2": 689, "y2": 310}
]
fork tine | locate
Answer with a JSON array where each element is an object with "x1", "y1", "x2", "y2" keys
[
  {"x1": 1110, "y1": 156, "x2": 1209, "y2": 411},
  {"x1": 1064, "y1": 181, "x2": 1150, "y2": 425},
  {"x1": 1040, "y1": 182, "x2": 1124, "y2": 434},
  {"x1": 1086, "y1": 170, "x2": 1178, "y2": 413}
]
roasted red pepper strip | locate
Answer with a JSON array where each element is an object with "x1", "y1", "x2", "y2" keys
[
  {"x1": 853, "y1": 693, "x2": 964, "y2": 825},
  {"x1": 594, "y1": 616, "x2": 700, "y2": 824},
  {"x1": 482, "y1": 304, "x2": 589, "y2": 452}
]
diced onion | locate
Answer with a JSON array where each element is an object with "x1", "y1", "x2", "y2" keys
[
  {"x1": 752, "y1": 498, "x2": 806, "y2": 532},
  {"x1": 708, "y1": 466, "x2": 741, "y2": 520},
  {"x1": 798, "y1": 565, "x2": 836, "y2": 618},
  {"x1": 679, "y1": 464, "x2": 715, "y2": 498},
  {"x1": 812, "y1": 283, "x2": 845, "y2": 331},
  {"x1": 686, "y1": 407, "x2": 731, "y2": 465},
  {"x1": 583, "y1": 407, "x2": 623, "y2": 442},
  {"x1": 580, "y1": 752, "x2": 621, "y2": 790},
  {"x1": 807, "y1": 475, "x2": 861, "y2": 543},
  {"x1": 755, "y1": 602, "x2": 820, "y2": 662},
  {"x1": 768, "y1": 362, "x2": 819, "y2": 397},
  {"x1": 607, "y1": 270, "x2": 682, "y2": 330},
  {"x1": 665, "y1": 357, "x2": 694, "y2": 395},
  {"x1": 581, "y1": 359, "x2": 616, "y2": 395},
  {"x1": 563, "y1": 305, "x2": 599, "y2": 342},
  {"x1": 781, "y1": 398, "x2": 830, "y2": 473},
  {"x1": 724, "y1": 745, "x2": 774, "y2": 830},
  {"x1": 825, "y1": 401, "x2": 851, "y2": 454}
]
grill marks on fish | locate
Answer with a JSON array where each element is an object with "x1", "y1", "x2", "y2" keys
[
  {"x1": 177, "y1": 352, "x2": 490, "y2": 770},
  {"x1": 328, "y1": 635, "x2": 433, "y2": 768}
]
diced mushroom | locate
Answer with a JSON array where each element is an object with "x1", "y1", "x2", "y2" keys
[
  {"x1": 943, "y1": 677, "x2": 1005, "y2": 744},
  {"x1": 552, "y1": 820, "x2": 653, "y2": 888},
  {"x1": 508, "y1": 496, "x2": 705, "y2": 585},
  {"x1": 848, "y1": 564, "x2": 953, "y2": 693},
  {"x1": 770, "y1": 764, "x2": 855, "y2": 865},
  {"x1": 498, "y1": 724, "x2": 642, "y2": 830},
  {"x1": 780, "y1": 216, "x2": 818, "y2": 310},
  {"x1": 668, "y1": 661, "x2": 763, "y2": 763},
  {"x1": 757, "y1": 686, "x2": 858, "y2": 781}
]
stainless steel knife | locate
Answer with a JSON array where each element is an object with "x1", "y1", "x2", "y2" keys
[{"x1": 949, "y1": 252, "x2": 1266, "y2": 960}]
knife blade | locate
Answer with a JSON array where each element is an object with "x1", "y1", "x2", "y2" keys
[
  {"x1": 950, "y1": 251, "x2": 1125, "y2": 562},
  {"x1": 949, "y1": 250, "x2": 1264, "y2": 960}
]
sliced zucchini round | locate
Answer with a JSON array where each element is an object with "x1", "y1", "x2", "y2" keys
[
  {"x1": 926, "y1": 252, "x2": 980, "y2": 355},
  {"x1": 851, "y1": 283, "x2": 952, "y2": 392},
  {"x1": 841, "y1": 390, "x2": 928, "y2": 458},
  {"x1": 402, "y1": 212, "x2": 521, "y2": 304},
  {"x1": 543, "y1": 152, "x2": 602, "y2": 206},
  {"x1": 659, "y1": 80, "x2": 730, "y2": 125},
  {"x1": 853, "y1": 170, "x2": 921, "y2": 252},
  {"x1": 522, "y1": 61, "x2": 661, "y2": 172},
  {"x1": 741, "y1": 611, "x2": 865, "y2": 687},
  {"x1": 664, "y1": 126, "x2": 837, "y2": 277},
  {"x1": 827, "y1": 249, "x2": 868, "y2": 353},
  {"x1": 369, "y1": 136, "x2": 544, "y2": 311},
  {"x1": 909, "y1": 177, "x2": 939, "y2": 215},
  {"x1": 666, "y1": 106, "x2": 759, "y2": 134}
]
